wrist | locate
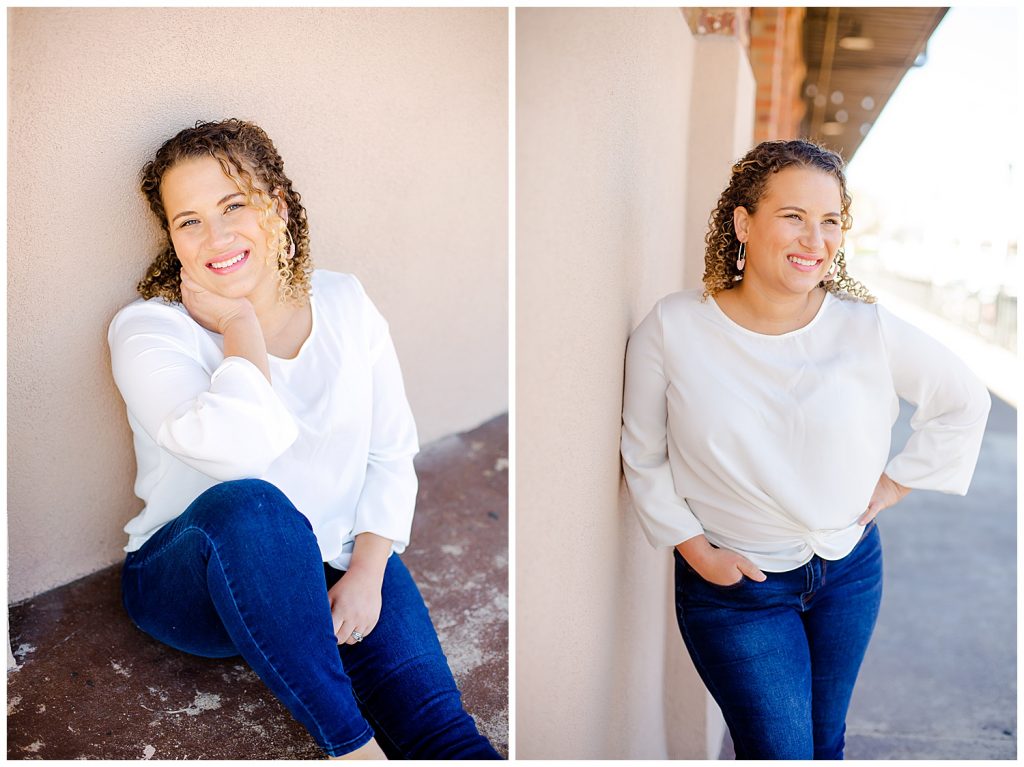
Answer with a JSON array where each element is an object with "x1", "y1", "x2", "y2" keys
[
  {"x1": 344, "y1": 561, "x2": 386, "y2": 587},
  {"x1": 884, "y1": 473, "x2": 911, "y2": 495},
  {"x1": 218, "y1": 305, "x2": 258, "y2": 335},
  {"x1": 348, "y1": 532, "x2": 393, "y2": 584},
  {"x1": 676, "y1": 534, "x2": 714, "y2": 567}
]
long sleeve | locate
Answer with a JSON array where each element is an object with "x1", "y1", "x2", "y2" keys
[
  {"x1": 878, "y1": 305, "x2": 991, "y2": 494},
  {"x1": 108, "y1": 303, "x2": 299, "y2": 481},
  {"x1": 621, "y1": 302, "x2": 705, "y2": 548},
  {"x1": 349, "y1": 288, "x2": 419, "y2": 549}
]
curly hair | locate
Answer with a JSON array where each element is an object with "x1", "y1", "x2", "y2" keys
[
  {"x1": 702, "y1": 139, "x2": 874, "y2": 303},
  {"x1": 137, "y1": 119, "x2": 312, "y2": 306}
]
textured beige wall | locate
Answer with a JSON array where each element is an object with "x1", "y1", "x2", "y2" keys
[
  {"x1": 7, "y1": 8, "x2": 507, "y2": 602},
  {"x1": 516, "y1": 8, "x2": 754, "y2": 759}
]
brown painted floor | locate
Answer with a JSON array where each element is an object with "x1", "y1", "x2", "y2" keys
[{"x1": 7, "y1": 414, "x2": 508, "y2": 760}]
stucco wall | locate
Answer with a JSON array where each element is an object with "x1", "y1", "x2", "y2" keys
[
  {"x1": 516, "y1": 8, "x2": 754, "y2": 759},
  {"x1": 7, "y1": 8, "x2": 507, "y2": 602}
]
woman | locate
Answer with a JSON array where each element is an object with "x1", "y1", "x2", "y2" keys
[
  {"x1": 620, "y1": 139, "x2": 990, "y2": 759},
  {"x1": 109, "y1": 119, "x2": 501, "y2": 760}
]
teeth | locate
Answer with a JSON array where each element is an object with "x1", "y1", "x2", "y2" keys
[
  {"x1": 788, "y1": 256, "x2": 819, "y2": 267},
  {"x1": 210, "y1": 252, "x2": 246, "y2": 269}
]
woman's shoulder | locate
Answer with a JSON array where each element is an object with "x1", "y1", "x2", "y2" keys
[
  {"x1": 645, "y1": 288, "x2": 709, "y2": 324},
  {"x1": 107, "y1": 296, "x2": 201, "y2": 357},
  {"x1": 311, "y1": 269, "x2": 373, "y2": 308},
  {"x1": 109, "y1": 295, "x2": 192, "y2": 334},
  {"x1": 310, "y1": 269, "x2": 388, "y2": 335},
  {"x1": 311, "y1": 268, "x2": 361, "y2": 291},
  {"x1": 825, "y1": 290, "x2": 882, "y2": 325},
  {"x1": 657, "y1": 288, "x2": 706, "y2": 310},
  {"x1": 629, "y1": 289, "x2": 706, "y2": 343}
]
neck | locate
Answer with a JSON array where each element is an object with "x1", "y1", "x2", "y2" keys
[
  {"x1": 247, "y1": 277, "x2": 297, "y2": 339},
  {"x1": 730, "y1": 279, "x2": 824, "y2": 332}
]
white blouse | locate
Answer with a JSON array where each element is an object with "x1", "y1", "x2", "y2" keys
[
  {"x1": 108, "y1": 270, "x2": 419, "y2": 570},
  {"x1": 620, "y1": 289, "x2": 991, "y2": 572}
]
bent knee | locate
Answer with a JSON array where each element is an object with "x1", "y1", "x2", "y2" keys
[
  {"x1": 215, "y1": 478, "x2": 293, "y2": 507},
  {"x1": 189, "y1": 479, "x2": 312, "y2": 536}
]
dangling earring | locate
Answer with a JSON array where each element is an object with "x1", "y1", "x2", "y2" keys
[
  {"x1": 823, "y1": 258, "x2": 837, "y2": 281},
  {"x1": 733, "y1": 242, "x2": 746, "y2": 281}
]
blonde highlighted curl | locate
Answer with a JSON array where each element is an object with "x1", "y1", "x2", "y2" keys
[
  {"x1": 138, "y1": 119, "x2": 312, "y2": 306},
  {"x1": 702, "y1": 139, "x2": 874, "y2": 303}
]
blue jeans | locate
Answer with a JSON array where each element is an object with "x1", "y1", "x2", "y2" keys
[
  {"x1": 674, "y1": 522, "x2": 883, "y2": 760},
  {"x1": 121, "y1": 479, "x2": 501, "y2": 759}
]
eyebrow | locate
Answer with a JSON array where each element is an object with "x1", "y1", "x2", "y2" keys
[
  {"x1": 170, "y1": 192, "x2": 245, "y2": 223},
  {"x1": 776, "y1": 206, "x2": 842, "y2": 218}
]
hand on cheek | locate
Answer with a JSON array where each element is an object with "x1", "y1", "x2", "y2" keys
[{"x1": 179, "y1": 270, "x2": 255, "y2": 334}]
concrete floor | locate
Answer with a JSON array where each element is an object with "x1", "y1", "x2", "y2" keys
[
  {"x1": 720, "y1": 393, "x2": 1016, "y2": 759},
  {"x1": 7, "y1": 414, "x2": 508, "y2": 760}
]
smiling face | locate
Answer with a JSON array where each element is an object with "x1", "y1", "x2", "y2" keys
[
  {"x1": 733, "y1": 166, "x2": 844, "y2": 297},
  {"x1": 161, "y1": 155, "x2": 285, "y2": 304}
]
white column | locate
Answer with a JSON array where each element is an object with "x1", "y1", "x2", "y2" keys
[{"x1": 683, "y1": 34, "x2": 757, "y2": 291}]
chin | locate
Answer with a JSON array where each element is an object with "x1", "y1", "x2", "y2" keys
[
  {"x1": 211, "y1": 278, "x2": 258, "y2": 299},
  {"x1": 780, "y1": 278, "x2": 823, "y2": 296}
]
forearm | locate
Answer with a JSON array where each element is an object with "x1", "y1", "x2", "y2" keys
[
  {"x1": 884, "y1": 473, "x2": 910, "y2": 494},
  {"x1": 347, "y1": 531, "x2": 393, "y2": 584},
  {"x1": 675, "y1": 534, "x2": 713, "y2": 567},
  {"x1": 222, "y1": 313, "x2": 271, "y2": 383}
]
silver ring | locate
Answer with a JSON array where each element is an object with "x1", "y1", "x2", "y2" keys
[{"x1": 351, "y1": 630, "x2": 364, "y2": 643}]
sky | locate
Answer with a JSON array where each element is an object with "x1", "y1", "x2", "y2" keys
[{"x1": 845, "y1": 6, "x2": 1019, "y2": 292}]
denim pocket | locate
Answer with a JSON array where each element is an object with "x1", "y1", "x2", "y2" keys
[{"x1": 679, "y1": 556, "x2": 748, "y2": 590}]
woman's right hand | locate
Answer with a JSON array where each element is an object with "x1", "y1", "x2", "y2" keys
[
  {"x1": 677, "y1": 535, "x2": 767, "y2": 586},
  {"x1": 180, "y1": 270, "x2": 256, "y2": 335},
  {"x1": 180, "y1": 270, "x2": 272, "y2": 382}
]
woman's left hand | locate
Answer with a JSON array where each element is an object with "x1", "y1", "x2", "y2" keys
[
  {"x1": 858, "y1": 472, "x2": 911, "y2": 525},
  {"x1": 328, "y1": 569, "x2": 383, "y2": 646}
]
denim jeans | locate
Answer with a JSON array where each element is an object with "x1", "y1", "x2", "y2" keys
[
  {"x1": 121, "y1": 479, "x2": 501, "y2": 759},
  {"x1": 674, "y1": 522, "x2": 883, "y2": 760}
]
